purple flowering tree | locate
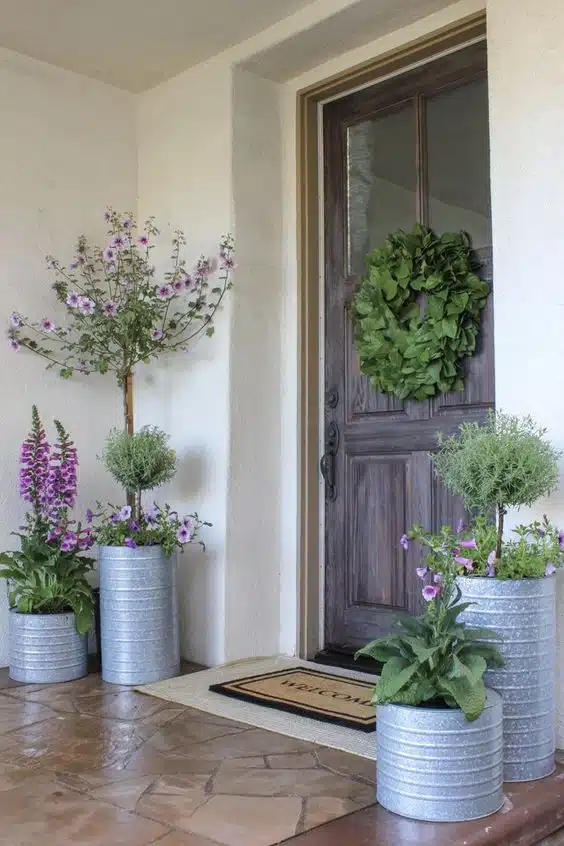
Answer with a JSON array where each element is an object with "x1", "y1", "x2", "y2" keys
[
  {"x1": 8, "y1": 209, "x2": 234, "y2": 439},
  {"x1": 0, "y1": 407, "x2": 95, "y2": 633}
]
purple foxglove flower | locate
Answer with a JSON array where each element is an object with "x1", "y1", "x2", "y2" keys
[
  {"x1": 78, "y1": 297, "x2": 95, "y2": 315},
  {"x1": 118, "y1": 505, "x2": 132, "y2": 522},
  {"x1": 151, "y1": 327, "x2": 163, "y2": 341},
  {"x1": 9, "y1": 339, "x2": 20, "y2": 351},
  {"x1": 422, "y1": 585, "x2": 440, "y2": 602},
  {"x1": 454, "y1": 556, "x2": 472, "y2": 567},
  {"x1": 102, "y1": 300, "x2": 118, "y2": 317},
  {"x1": 156, "y1": 284, "x2": 174, "y2": 301},
  {"x1": 433, "y1": 573, "x2": 443, "y2": 584},
  {"x1": 137, "y1": 234, "x2": 149, "y2": 246},
  {"x1": 416, "y1": 567, "x2": 428, "y2": 580},
  {"x1": 41, "y1": 318, "x2": 56, "y2": 333},
  {"x1": 10, "y1": 312, "x2": 22, "y2": 328},
  {"x1": 173, "y1": 278, "x2": 185, "y2": 293},
  {"x1": 400, "y1": 534, "x2": 409, "y2": 551},
  {"x1": 459, "y1": 539, "x2": 477, "y2": 549},
  {"x1": 545, "y1": 563, "x2": 556, "y2": 576},
  {"x1": 66, "y1": 292, "x2": 81, "y2": 308},
  {"x1": 124, "y1": 537, "x2": 137, "y2": 549},
  {"x1": 111, "y1": 234, "x2": 126, "y2": 250},
  {"x1": 176, "y1": 526, "x2": 191, "y2": 544}
]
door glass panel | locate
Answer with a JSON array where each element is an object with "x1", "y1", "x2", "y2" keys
[
  {"x1": 346, "y1": 104, "x2": 416, "y2": 276},
  {"x1": 427, "y1": 79, "x2": 491, "y2": 247}
]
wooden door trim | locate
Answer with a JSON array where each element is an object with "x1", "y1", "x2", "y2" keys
[{"x1": 296, "y1": 11, "x2": 487, "y2": 658}]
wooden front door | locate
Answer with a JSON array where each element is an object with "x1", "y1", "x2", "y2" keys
[{"x1": 322, "y1": 42, "x2": 494, "y2": 654}]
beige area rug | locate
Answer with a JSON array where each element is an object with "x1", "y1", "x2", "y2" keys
[{"x1": 137, "y1": 656, "x2": 378, "y2": 760}]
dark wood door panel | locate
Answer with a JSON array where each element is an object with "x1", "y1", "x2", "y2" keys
[{"x1": 323, "y1": 41, "x2": 494, "y2": 652}]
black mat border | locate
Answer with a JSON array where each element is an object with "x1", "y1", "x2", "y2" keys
[{"x1": 209, "y1": 666, "x2": 376, "y2": 734}]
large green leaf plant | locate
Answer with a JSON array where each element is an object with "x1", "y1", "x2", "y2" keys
[{"x1": 356, "y1": 527, "x2": 503, "y2": 721}]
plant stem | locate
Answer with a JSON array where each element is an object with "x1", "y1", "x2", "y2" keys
[
  {"x1": 122, "y1": 370, "x2": 135, "y2": 510},
  {"x1": 496, "y1": 504, "x2": 505, "y2": 560}
]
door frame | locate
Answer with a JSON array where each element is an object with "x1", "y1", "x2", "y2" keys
[{"x1": 296, "y1": 10, "x2": 487, "y2": 658}]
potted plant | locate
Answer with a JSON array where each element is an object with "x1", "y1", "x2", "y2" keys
[
  {"x1": 92, "y1": 426, "x2": 209, "y2": 685},
  {"x1": 0, "y1": 407, "x2": 95, "y2": 683},
  {"x1": 356, "y1": 553, "x2": 504, "y2": 822},
  {"x1": 430, "y1": 411, "x2": 562, "y2": 782},
  {"x1": 8, "y1": 208, "x2": 234, "y2": 446}
]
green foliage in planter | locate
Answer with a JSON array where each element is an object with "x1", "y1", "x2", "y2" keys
[
  {"x1": 357, "y1": 576, "x2": 503, "y2": 721},
  {"x1": 0, "y1": 538, "x2": 94, "y2": 635},
  {"x1": 351, "y1": 225, "x2": 489, "y2": 401},
  {"x1": 432, "y1": 411, "x2": 561, "y2": 560},
  {"x1": 102, "y1": 426, "x2": 177, "y2": 518}
]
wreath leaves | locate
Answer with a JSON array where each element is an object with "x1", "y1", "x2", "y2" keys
[{"x1": 351, "y1": 225, "x2": 490, "y2": 401}]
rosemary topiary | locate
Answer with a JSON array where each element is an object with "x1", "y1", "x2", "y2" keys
[
  {"x1": 102, "y1": 427, "x2": 177, "y2": 519},
  {"x1": 432, "y1": 412, "x2": 561, "y2": 560}
]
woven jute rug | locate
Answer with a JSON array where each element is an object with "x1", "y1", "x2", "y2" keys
[{"x1": 137, "y1": 656, "x2": 378, "y2": 759}]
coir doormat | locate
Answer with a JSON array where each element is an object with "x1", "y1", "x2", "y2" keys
[{"x1": 209, "y1": 667, "x2": 376, "y2": 732}]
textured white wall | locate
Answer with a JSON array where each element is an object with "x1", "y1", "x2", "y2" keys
[
  {"x1": 487, "y1": 0, "x2": 564, "y2": 746},
  {"x1": 136, "y1": 58, "x2": 232, "y2": 667},
  {"x1": 0, "y1": 49, "x2": 136, "y2": 664}
]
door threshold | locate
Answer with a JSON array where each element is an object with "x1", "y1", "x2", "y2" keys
[{"x1": 313, "y1": 649, "x2": 380, "y2": 677}]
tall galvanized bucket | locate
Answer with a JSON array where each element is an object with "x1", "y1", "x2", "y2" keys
[
  {"x1": 99, "y1": 545, "x2": 180, "y2": 686},
  {"x1": 377, "y1": 690, "x2": 504, "y2": 821},
  {"x1": 9, "y1": 610, "x2": 88, "y2": 683},
  {"x1": 458, "y1": 575, "x2": 556, "y2": 782}
]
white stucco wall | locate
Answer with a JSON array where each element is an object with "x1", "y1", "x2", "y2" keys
[
  {"x1": 487, "y1": 0, "x2": 564, "y2": 746},
  {"x1": 136, "y1": 58, "x2": 232, "y2": 667},
  {"x1": 0, "y1": 50, "x2": 136, "y2": 664}
]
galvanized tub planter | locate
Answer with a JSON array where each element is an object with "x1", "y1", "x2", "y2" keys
[
  {"x1": 458, "y1": 575, "x2": 556, "y2": 782},
  {"x1": 9, "y1": 610, "x2": 88, "y2": 683},
  {"x1": 99, "y1": 544, "x2": 180, "y2": 686},
  {"x1": 376, "y1": 690, "x2": 504, "y2": 822}
]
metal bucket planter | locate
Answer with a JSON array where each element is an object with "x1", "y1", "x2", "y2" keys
[
  {"x1": 376, "y1": 690, "x2": 504, "y2": 822},
  {"x1": 99, "y1": 545, "x2": 180, "y2": 686},
  {"x1": 9, "y1": 610, "x2": 88, "y2": 683},
  {"x1": 458, "y1": 575, "x2": 556, "y2": 782}
]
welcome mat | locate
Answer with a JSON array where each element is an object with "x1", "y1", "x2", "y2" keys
[{"x1": 209, "y1": 666, "x2": 376, "y2": 732}]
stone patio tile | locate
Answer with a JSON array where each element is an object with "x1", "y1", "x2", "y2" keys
[{"x1": 183, "y1": 794, "x2": 303, "y2": 846}]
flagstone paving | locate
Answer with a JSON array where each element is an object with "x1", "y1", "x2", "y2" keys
[{"x1": 0, "y1": 667, "x2": 375, "y2": 846}]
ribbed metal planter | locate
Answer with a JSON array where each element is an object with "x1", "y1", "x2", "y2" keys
[
  {"x1": 458, "y1": 575, "x2": 556, "y2": 782},
  {"x1": 376, "y1": 690, "x2": 504, "y2": 822},
  {"x1": 9, "y1": 610, "x2": 88, "y2": 683},
  {"x1": 99, "y1": 545, "x2": 180, "y2": 686}
]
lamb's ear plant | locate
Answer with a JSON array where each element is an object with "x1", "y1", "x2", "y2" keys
[
  {"x1": 356, "y1": 557, "x2": 503, "y2": 721},
  {"x1": 432, "y1": 411, "x2": 561, "y2": 561}
]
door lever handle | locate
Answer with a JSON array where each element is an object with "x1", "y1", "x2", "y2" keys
[{"x1": 320, "y1": 421, "x2": 339, "y2": 502}]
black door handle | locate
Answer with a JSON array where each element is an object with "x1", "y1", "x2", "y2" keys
[{"x1": 320, "y1": 421, "x2": 339, "y2": 502}]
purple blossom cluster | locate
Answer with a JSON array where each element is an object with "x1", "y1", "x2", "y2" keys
[
  {"x1": 92, "y1": 501, "x2": 207, "y2": 555},
  {"x1": 19, "y1": 407, "x2": 93, "y2": 554}
]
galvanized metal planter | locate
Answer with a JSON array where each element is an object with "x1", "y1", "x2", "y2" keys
[
  {"x1": 99, "y1": 545, "x2": 180, "y2": 686},
  {"x1": 458, "y1": 575, "x2": 556, "y2": 782},
  {"x1": 9, "y1": 610, "x2": 88, "y2": 683},
  {"x1": 376, "y1": 690, "x2": 504, "y2": 822}
]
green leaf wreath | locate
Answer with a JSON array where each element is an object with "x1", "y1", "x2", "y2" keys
[{"x1": 351, "y1": 225, "x2": 490, "y2": 401}]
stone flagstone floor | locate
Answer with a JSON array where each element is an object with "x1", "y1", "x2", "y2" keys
[{"x1": 0, "y1": 667, "x2": 376, "y2": 846}]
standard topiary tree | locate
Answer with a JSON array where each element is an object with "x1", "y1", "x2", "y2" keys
[{"x1": 432, "y1": 411, "x2": 561, "y2": 561}]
